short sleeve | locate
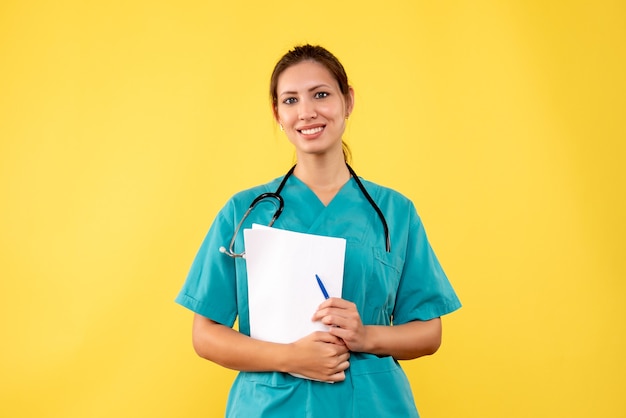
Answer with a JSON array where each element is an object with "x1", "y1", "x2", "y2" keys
[
  {"x1": 174, "y1": 201, "x2": 239, "y2": 327},
  {"x1": 392, "y1": 204, "x2": 461, "y2": 324}
]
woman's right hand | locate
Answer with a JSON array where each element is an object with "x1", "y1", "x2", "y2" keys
[
  {"x1": 192, "y1": 315, "x2": 349, "y2": 381},
  {"x1": 286, "y1": 331, "x2": 350, "y2": 382}
]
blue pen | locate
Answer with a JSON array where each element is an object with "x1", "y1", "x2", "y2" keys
[{"x1": 315, "y1": 274, "x2": 330, "y2": 299}]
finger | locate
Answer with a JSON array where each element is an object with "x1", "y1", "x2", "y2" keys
[
  {"x1": 312, "y1": 307, "x2": 337, "y2": 322},
  {"x1": 337, "y1": 352, "x2": 351, "y2": 363},
  {"x1": 331, "y1": 359, "x2": 350, "y2": 376},
  {"x1": 317, "y1": 297, "x2": 351, "y2": 310},
  {"x1": 312, "y1": 331, "x2": 344, "y2": 345},
  {"x1": 312, "y1": 307, "x2": 353, "y2": 322},
  {"x1": 327, "y1": 370, "x2": 346, "y2": 383},
  {"x1": 328, "y1": 324, "x2": 354, "y2": 342},
  {"x1": 322, "y1": 311, "x2": 357, "y2": 329}
]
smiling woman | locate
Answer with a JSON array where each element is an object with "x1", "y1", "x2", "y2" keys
[
  {"x1": 270, "y1": 44, "x2": 354, "y2": 166},
  {"x1": 274, "y1": 60, "x2": 353, "y2": 167},
  {"x1": 2, "y1": 0, "x2": 624, "y2": 416},
  {"x1": 174, "y1": 44, "x2": 461, "y2": 418}
]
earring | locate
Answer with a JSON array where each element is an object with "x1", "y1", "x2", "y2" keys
[{"x1": 280, "y1": 124, "x2": 284, "y2": 131}]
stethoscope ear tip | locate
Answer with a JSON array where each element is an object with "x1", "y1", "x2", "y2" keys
[{"x1": 219, "y1": 245, "x2": 246, "y2": 259}]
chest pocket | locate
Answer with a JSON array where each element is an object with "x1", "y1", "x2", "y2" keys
[{"x1": 343, "y1": 244, "x2": 404, "y2": 325}]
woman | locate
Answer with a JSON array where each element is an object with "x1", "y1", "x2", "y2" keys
[{"x1": 176, "y1": 44, "x2": 461, "y2": 417}]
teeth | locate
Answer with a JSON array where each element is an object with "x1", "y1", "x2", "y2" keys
[{"x1": 300, "y1": 127, "x2": 324, "y2": 135}]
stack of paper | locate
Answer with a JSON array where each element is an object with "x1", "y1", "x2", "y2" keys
[{"x1": 244, "y1": 224, "x2": 346, "y2": 344}]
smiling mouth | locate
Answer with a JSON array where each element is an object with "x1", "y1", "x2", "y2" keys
[{"x1": 299, "y1": 126, "x2": 324, "y2": 135}]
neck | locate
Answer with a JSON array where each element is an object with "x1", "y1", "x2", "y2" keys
[
  {"x1": 292, "y1": 154, "x2": 351, "y2": 205},
  {"x1": 293, "y1": 155, "x2": 350, "y2": 188}
]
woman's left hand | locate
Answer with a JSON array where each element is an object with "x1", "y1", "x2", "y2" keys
[
  {"x1": 312, "y1": 298, "x2": 444, "y2": 359},
  {"x1": 312, "y1": 298, "x2": 369, "y2": 353}
]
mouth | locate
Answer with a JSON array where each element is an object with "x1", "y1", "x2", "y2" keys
[{"x1": 298, "y1": 125, "x2": 325, "y2": 135}]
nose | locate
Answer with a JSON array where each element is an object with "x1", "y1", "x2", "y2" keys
[{"x1": 298, "y1": 98, "x2": 317, "y2": 120}]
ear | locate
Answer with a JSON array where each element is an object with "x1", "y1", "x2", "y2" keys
[
  {"x1": 272, "y1": 102, "x2": 280, "y2": 122},
  {"x1": 346, "y1": 86, "x2": 355, "y2": 117}
]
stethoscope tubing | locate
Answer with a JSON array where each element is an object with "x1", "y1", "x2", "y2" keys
[{"x1": 219, "y1": 164, "x2": 390, "y2": 258}]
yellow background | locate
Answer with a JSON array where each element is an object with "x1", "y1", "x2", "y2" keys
[{"x1": 1, "y1": 1, "x2": 624, "y2": 417}]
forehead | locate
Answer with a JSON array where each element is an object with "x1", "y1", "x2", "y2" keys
[{"x1": 277, "y1": 60, "x2": 339, "y2": 94}]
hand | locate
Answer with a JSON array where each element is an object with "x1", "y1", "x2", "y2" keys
[
  {"x1": 287, "y1": 331, "x2": 350, "y2": 382},
  {"x1": 312, "y1": 298, "x2": 369, "y2": 353}
]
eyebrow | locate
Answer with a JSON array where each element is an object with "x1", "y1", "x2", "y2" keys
[{"x1": 278, "y1": 84, "x2": 332, "y2": 97}]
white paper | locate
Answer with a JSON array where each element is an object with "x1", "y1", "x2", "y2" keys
[{"x1": 244, "y1": 224, "x2": 345, "y2": 345}]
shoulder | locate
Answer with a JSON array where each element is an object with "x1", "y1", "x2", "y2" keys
[
  {"x1": 358, "y1": 178, "x2": 415, "y2": 208},
  {"x1": 225, "y1": 175, "x2": 285, "y2": 206},
  {"x1": 209, "y1": 175, "x2": 285, "y2": 227},
  {"x1": 356, "y1": 177, "x2": 423, "y2": 231}
]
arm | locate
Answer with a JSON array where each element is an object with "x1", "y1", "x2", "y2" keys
[
  {"x1": 312, "y1": 298, "x2": 442, "y2": 360},
  {"x1": 192, "y1": 314, "x2": 351, "y2": 382}
]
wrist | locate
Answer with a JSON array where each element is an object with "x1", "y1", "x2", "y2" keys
[
  {"x1": 275, "y1": 343, "x2": 294, "y2": 373},
  {"x1": 362, "y1": 325, "x2": 382, "y2": 354}
]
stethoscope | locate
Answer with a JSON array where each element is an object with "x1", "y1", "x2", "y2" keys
[{"x1": 219, "y1": 164, "x2": 390, "y2": 258}]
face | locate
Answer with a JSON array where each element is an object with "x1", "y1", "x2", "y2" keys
[{"x1": 275, "y1": 60, "x2": 354, "y2": 159}]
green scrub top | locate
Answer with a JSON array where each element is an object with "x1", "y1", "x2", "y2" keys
[{"x1": 176, "y1": 173, "x2": 461, "y2": 418}]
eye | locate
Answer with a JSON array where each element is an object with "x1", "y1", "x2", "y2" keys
[
  {"x1": 282, "y1": 97, "x2": 297, "y2": 105},
  {"x1": 314, "y1": 91, "x2": 329, "y2": 99}
]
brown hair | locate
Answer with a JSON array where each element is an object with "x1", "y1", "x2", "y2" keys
[{"x1": 270, "y1": 44, "x2": 353, "y2": 162}]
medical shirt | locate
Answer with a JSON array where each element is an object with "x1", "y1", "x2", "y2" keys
[{"x1": 176, "y1": 173, "x2": 461, "y2": 418}]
